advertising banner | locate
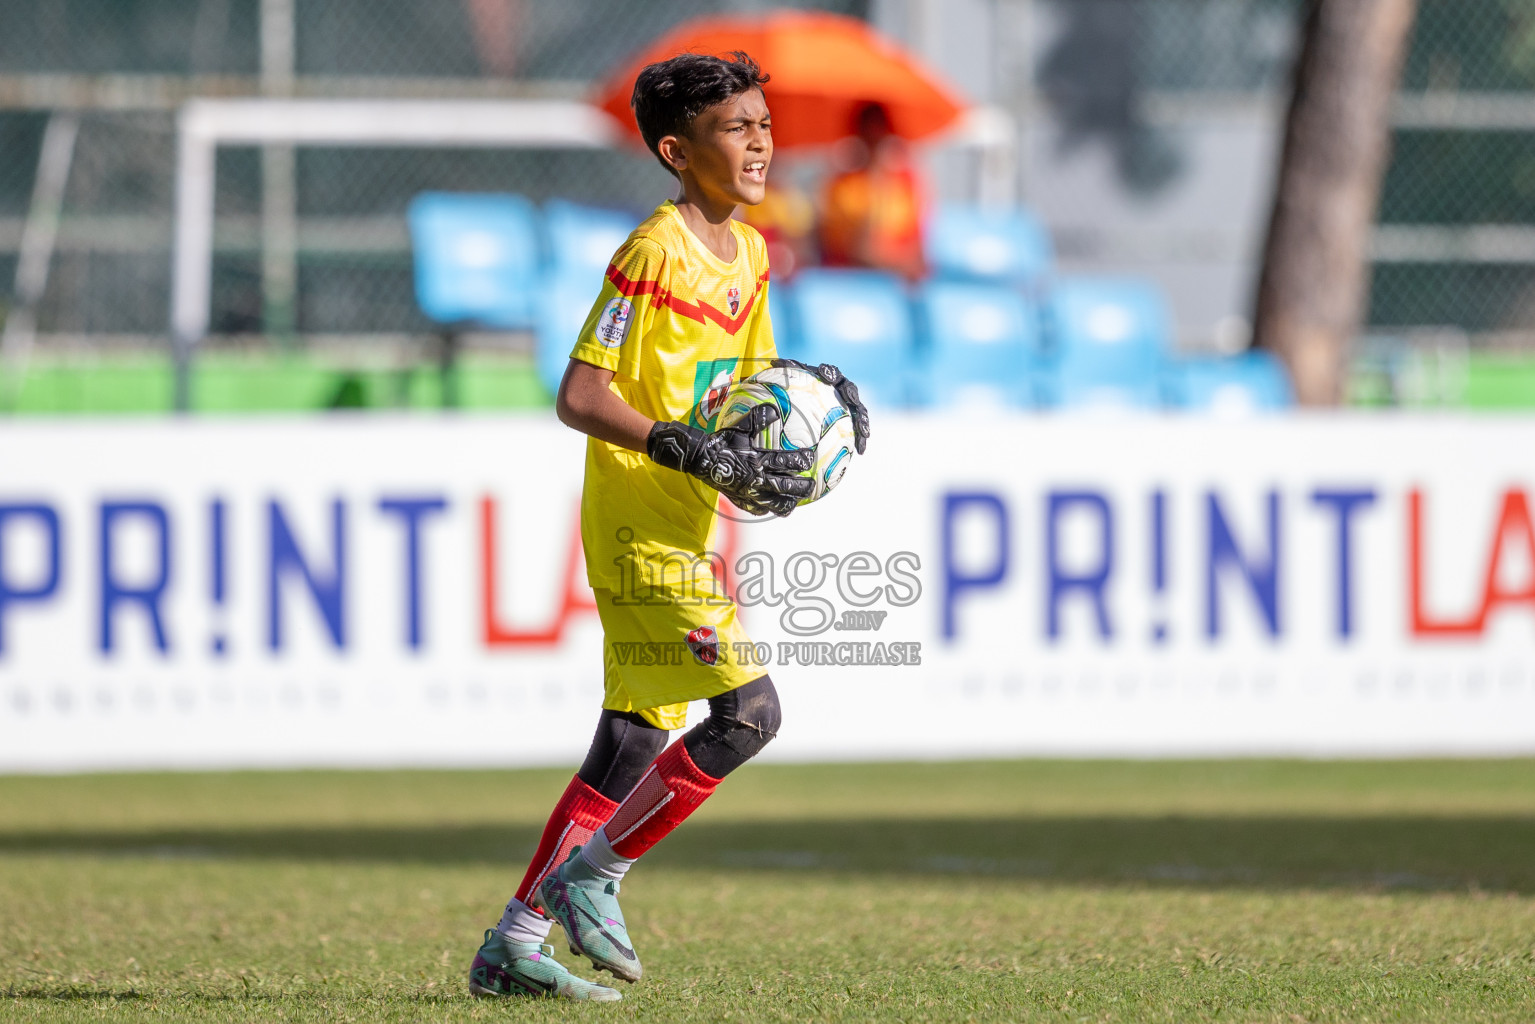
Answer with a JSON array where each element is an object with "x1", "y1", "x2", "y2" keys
[{"x1": 3, "y1": 414, "x2": 1535, "y2": 770}]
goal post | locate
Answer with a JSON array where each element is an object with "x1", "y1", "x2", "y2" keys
[{"x1": 168, "y1": 98, "x2": 621, "y2": 411}]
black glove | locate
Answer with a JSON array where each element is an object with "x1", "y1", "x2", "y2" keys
[
  {"x1": 771, "y1": 359, "x2": 870, "y2": 455},
  {"x1": 647, "y1": 404, "x2": 814, "y2": 517}
]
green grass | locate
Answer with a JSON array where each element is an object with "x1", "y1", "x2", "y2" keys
[
  {"x1": 2, "y1": 353, "x2": 552, "y2": 414},
  {"x1": 4, "y1": 760, "x2": 1535, "y2": 1022},
  {"x1": 14, "y1": 351, "x2": 1535, "y2": 415},
  {"x1": 1464, "y1": 354, "x2": 1535, "y2": 410}
]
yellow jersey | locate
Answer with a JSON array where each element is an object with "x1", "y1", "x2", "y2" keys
[{"x1": 569, "y1": 200, "x2": 777, "y2": 591}]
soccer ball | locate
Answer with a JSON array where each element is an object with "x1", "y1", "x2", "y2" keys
[{"x1": 700, "y1": 364, "x2": 856, "y2": 507}]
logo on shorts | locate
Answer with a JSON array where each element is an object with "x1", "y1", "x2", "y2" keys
[
  {"x1": 727, "y1": 286, "x2": 741, "y2": 316},
  {"x1": 595, "y1": 297, "x2": 633, "y2": 348},
  {"x1": 686, "y1": 625, "x2": 719, "y2": 666}
]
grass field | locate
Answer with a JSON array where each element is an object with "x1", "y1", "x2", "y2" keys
[{"x1": 3, "y1": 760, "x2": 1535, "y2": 1022}]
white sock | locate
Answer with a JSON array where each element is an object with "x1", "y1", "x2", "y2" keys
[
  {"x1": 578, "y1": 828, "x2": 635, "y2": 881},
  {"x1": 496, "y1": 897, "x2": 553, "y2": 945}
]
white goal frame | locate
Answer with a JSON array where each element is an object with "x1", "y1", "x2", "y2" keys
[{"x1": 169, "y1": 97, "x2": 620, "y2": 409}]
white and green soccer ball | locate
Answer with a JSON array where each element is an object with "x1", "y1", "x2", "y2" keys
[{"x1": 700, "y1": 364, "x2": 856, "y2": 507}]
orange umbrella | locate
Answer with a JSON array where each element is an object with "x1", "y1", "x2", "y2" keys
[{"x1": 593, "y1": 11, "x2": 967, "y2": 150}]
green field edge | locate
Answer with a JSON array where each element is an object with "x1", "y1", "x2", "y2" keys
[{"x1": 5, "y1": 351, "x2": 1535, "y2": 413}]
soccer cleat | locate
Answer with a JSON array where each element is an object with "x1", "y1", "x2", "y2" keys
[
  {"x1": 534, "y1": 846, "x2": 643, "y2": 983},
  {"x1": 467, "y1": 928, "x2": 622, "y2": 1002}
]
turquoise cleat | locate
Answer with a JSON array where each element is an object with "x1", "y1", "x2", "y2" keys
[
  {"x1": 534, "y1": 846, "x2": 643, "y2": 983},
  {"x1": 467, "y1": 928, "x2": 622, "y2": 1001}
]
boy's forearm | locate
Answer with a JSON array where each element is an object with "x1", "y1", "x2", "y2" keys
[
  {"x1": 558, "y1": 389, "x2": 656, "y2": 454},
  {"x1": 556, "y1": 361, "x2": 656, "y2": 454}
]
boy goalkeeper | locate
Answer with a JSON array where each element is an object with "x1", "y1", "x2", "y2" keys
[{"x1": 467, "y1": 52, "x2": 870, "y2": 1001}]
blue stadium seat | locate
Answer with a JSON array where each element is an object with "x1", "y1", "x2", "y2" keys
[
  {"x1": 408, "y1": 192, "x2": 540, "y2": 329},
  {"x1": 1037, "y1": 277, "x2": 1173, "y2": 410},
  {"x1": 534, "y1": 271, "x2": 597, "y2": 398},
  {"x1": 1045, "y1": 367, "x2": 1165, "y2": 411},
  {"x1": 1045, "y1": 276, "x2": 1170, "y2": 371},
  {"x1": 543, "y1": 199, "x2": 637, "y2": 284},
  {"x1": 916, "y1": 280, "x2": 1039, "y2": 408},
  {"x1": 783, "y1": 269, "x2": 915, "y2": 409},
  {"x1": 926, "y1": 204, "x2": 1052, "y2": 286},
  {"x1": 1166, "y1": 352, "x2": 1294, "y2": 413},
  {"x1": 766, "y1": 277, "x2": 796, "y2": 358}
]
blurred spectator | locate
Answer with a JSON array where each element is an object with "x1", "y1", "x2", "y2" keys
[
  {"x1": 817, "y1": 102, "x2": 929, "y2": 281},
  {"x1": 739, "y1": 178, "x2": 817, "y2": 279}
]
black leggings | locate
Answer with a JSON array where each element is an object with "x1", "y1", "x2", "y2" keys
[{"x1": 575, "y1": 674, "x2": 781, "y2": 801}]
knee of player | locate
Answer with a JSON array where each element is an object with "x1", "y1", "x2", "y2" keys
[{"x1": 728, "y1": 674, "x2": 782, "y2": 744}]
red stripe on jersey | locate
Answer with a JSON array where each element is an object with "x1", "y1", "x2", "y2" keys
[{"x1": 607, "y1": 266, "x2": 769, "y2": 337}]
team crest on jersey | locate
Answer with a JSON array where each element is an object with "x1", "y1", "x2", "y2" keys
[
  {"x1": 726, "y1": 286, "x2": 741, "y2": 316},
  {"x1": 595, "y1": 297, "x2": 632, "y2": 348},
  {"x1": 686, "y1": 625, "x2": 720, "y2": 666}
]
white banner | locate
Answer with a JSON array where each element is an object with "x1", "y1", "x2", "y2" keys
[{"x1": 3, "y1": 413, "x2": 1535, "y2": 770}]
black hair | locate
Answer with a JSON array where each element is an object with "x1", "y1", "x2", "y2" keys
[{"x1": 631, "y1": 51, "x2": 769, "y2": 178}]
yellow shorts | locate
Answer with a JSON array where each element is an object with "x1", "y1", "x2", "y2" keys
[{"x1": 594, "y1": 579, "x2": 761, "y2": 731}]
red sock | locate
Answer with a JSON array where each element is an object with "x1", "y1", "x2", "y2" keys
[
  {"x1": 602, "y1": 740, "x2": 721, "y2": 860},
  {"x1": 513, "y1": 775, "x2": 619, "y2": 905}
]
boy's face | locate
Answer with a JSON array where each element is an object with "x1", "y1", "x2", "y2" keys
[{"x1": 668, "y1": 88, "x2": 772, "y2": 207}]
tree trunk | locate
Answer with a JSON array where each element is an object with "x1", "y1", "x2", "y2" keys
[{"x1": 1252, "y1": 0, "x2": 1417, "y2": 406}]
